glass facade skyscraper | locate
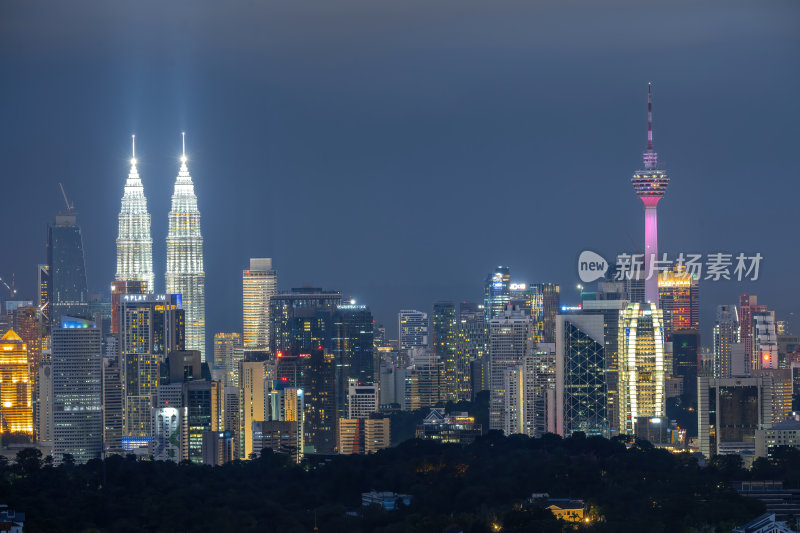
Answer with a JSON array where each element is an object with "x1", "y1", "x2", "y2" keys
[
  {"x1": 47, "y1": 215, "x2": 89, "y2": 326},
  {"x1": 484, "y1": 266, "x2": 511, "y2": 323}
]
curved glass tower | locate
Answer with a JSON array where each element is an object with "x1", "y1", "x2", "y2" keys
[
  {"x1": 166, "y1": 134, "x2": 206, "y2": 360},
  {"x1": 116, "y1": 136, "x2": 154, "y2": 292}
]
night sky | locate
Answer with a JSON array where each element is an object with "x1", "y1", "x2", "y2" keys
[{"x1": 2, "y1": 0, "x2": 798, "y2": 344}]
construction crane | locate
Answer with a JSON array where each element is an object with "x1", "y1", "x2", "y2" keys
[
  {"x1": 59, "y1": 182, "x2": 74, "y2": 214},
  {"x1": 0, "y1": 274, "x2": 16, "y2": 298}
]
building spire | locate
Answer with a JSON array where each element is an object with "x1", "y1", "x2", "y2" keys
[
  {"x1": 181, "y1": 132, "x2": 187, "y2": 164},
  {"x1": 131, "y1": 134, "x2": 137, "y2": 166},
  {"x1": 647, "y1": 82, "x2": 653, "y2": 150}
]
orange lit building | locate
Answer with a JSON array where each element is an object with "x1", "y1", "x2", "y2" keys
[
  {"x1": 0, "y1": 330, "x2": 33, "y2": 434},
  {"x1": 658, "y1": 267, "x2": 699, "y2": 341}
]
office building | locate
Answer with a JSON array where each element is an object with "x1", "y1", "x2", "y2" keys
[
  {"x1": 398, "y1": 310, "x2": 428, "y2": 351},
  {"x1": 432, "y1": 301, "x2": 458, "y2": 401},
  {"x1": 488, "y1": 306, "x2": 535, "y2": 432},
  {"x1": 110, "y1": 280, "x2": 147, "y2": 337},
  {"x1": 533, "y1": 283, "x2": 561, "y2": 344},
  {"x1": 267, "y1": 381, "x2": 304, "y2": 462},
  {"x1": 673, "y1": 330, "x2": 700, "y2": 401},
  {"x1": 239, "y1": 360, "x2": 269, "y2": 459},
  {"x1": 555, "y1": 313, "x2": 607, "y2": 437},
  {"x1": 242, "y1": 258, "x2": 277, "y2": 351},
  {"x1": 714, "y1": 305, "x2": 740, "y2": 378},
  {"x1": 347, "y1": 379, "x2": 378, "y2": 419},
  {"x1": 183, "y1": 380, "x2": 224, "y2": 464},
  {"x1": 38, "y1": 264, "x2": 50, "y2": 328},
  {"x1": 46, "y1": 215, "x2": 89, "y2": 327},
  {"x1": 253, "y1": 421, "x2": 300, "y2": 462},
  {"x1": 269, "y1": 287, "x2": 341, "y2": 353},
  {"x1": 276, "y1": 349, "x2": 335, "y2": 454},
  {"x1": 698, "y1": 375, "x2": 778, "y2": 460},
  {"x1": 51, "y1": 317, "x2": 103, "y2": 464},
  {"x1": 214, "y1": 332, "x2": 244, "y2": 387},
  {"x1": 0, "y1": 330, "x2": 33, "y2": 434},
  {"x1": 631, "y1": 84, "x2": 670, "y2": 305},
  {"x1": 658, "y1": 267, "x2": 699, "y2": 341},
  {"x1": 753, "y1": 311, "x2": 779, "y2": 370},
  {"x1": 618, "y1": 302, "x2": 665, "y2": 436},
  {"x1": 37, "y1": 362, "x2": 53, "y2": 446},
  {"x1": 116, "y1": 136, "x2": 154, "y2": 293},
  {"x1": 102, "y1": 358, "x2": 124, "y2": 453},
  {"x1": 331, "y1": 304, "x2": 375, "y2": 418},
  {"x1": 484, "y1": 266, "x2": 511, "y2": 323},
  {"x1": 739, "y1": 295, "x2": 767, "y2": 372},
  {"x1": 338, "y1": 413, "x2": 390, "y2": 455},
  {"x1": 166, "y1": 136, "x2": 206, "y2": 360}
]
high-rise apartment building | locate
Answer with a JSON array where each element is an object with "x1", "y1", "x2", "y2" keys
[
  {"x1": 753, "y1": 311, "x2": 778, "y2": 370},
  {"x1": 456, "y1": 302, "x2": 485, "y2": 400},
  {"x1": 714, "y1": 305, "x2": 739, "y2": 378},
  {"x1": 672, "y1": 330, "x2": 700, "y2": 401},
  {"x1": 0, "y1": 330, "x2": 33, "y2": 434},
  {"x1": 488, "y1": 306, "x2": 535, "y2": 432},
  {"x1": 739, "y1": 294, "x2": 766, "y2": 372},
  {"x1": 116, "y1": 136, "x2": 154, "y2": 293},
  {"x1": 618, "y1": 302, "x2": 665, "y2": 436},
  {"x1": 51, "y1": 317, "x2": 103, "y2": 464},
  {"x1": 242, "y1": 258, "x2": 277, "y2": 351},
  {"x1": 47, "y1": 215, "x2": 89, "y2": 327},
  {"x1": 398, "y1": 310, "x2": 428, "y2": 351},
  {"x1": 183, "y1": 380, "x2": 224, "y2": 464},
  {"x1": 166, "y1": 136, "x2": 205, "y2": 360},
  {"x1": 268, "y1": 382, "x2": 304, "y2": 462},
  {"x1": 432, "y1": 302, "x2": 457, "y2": 401}
]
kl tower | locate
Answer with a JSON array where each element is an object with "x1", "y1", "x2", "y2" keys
[{"x1": 632, "y1": 83, "x2": 669, "y2": 305}]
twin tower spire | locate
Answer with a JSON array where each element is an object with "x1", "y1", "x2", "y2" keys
[{"x1": 116, "y1": 134, "x2": 206, "y2": 360}]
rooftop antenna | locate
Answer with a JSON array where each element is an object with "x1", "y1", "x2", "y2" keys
[
  {"x1": 59, "y1": 183, "x2": 74, "y2": 214},
  {"x1": 131, "y1": 134, "x2": 136, "y2": 164},
  {"x1": 647, "y1": 82, "x2": 653, "y2": 150}
]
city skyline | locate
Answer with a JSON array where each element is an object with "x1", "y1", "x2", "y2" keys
[{"x1": 2, "y1": 0, "x2": 798, "y2": 341}]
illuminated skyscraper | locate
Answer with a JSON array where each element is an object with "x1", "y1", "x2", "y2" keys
[
  {"x1": 243, "y1": 258, "x2": 277, "y2": 351},
  {"x1": 0, "y1": 330, "x2": 33, "y2": 434},
  {"x1": 166, "y1": 134, "x2": 206, "y2": 360},
  {"x1": 658, "y1": 267, "x2": 699, "y2": 341},
  {"x1": 432, "y1": 301, "x2": 458, "y2": 401},
  {"x1": 398, "y1": 310, "x2": 428, "y2": 351},
  {"x1": 618, "y1": 302, "x2": 665, "y2": 436},
  {"x1": 457, "y1": 302, "x2": 485, "y2": 400},
  {"x1": 214, "y1": 332, "x2": 244, "y2": 387},
  {"x1": 51, "y1": 317, "x2": 103, "y2": 464},
  {"x1": 713, "y1": 304, "x2": 739, "y2": 378},
  {"x1": 488, "y1": 306, "x2": 535, "y2": 432},
  {"x1": 484, "y1": 266, "x2": 511, "y2": 323},
  {"x1": 632, "y1": 84, "x2": 669, "y2": 305},
  {"x1": 116, "y1": 136, "x2": 154, "y2": 293}
]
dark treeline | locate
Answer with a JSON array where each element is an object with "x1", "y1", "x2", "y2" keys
[{"x1": 2, "y1": 433, "x2": 793, "y2": 532}]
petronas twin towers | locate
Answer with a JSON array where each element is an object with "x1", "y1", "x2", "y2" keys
[{"x1": 116, "y1": 134, "x2": 206, "y2": 360}]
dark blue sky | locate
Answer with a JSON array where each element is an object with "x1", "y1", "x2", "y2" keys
[{"x1": 2, "y1": 0, "x2": 798, "y2": 342}]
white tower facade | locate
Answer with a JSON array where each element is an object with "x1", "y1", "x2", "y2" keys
[
  {"x1": 242, "y1": 258, "x2": 277, "y2": 351},
  {"x1": 166, "y1": 134, "x2": 206, "y2": 360},
  {"x1": 116, "y1": 136, "x2": 154, "y2": 292}
]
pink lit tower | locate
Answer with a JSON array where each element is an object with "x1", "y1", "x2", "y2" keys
[{"x1": 632, "y1": 83, "x2": 670, "y2": 305}]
